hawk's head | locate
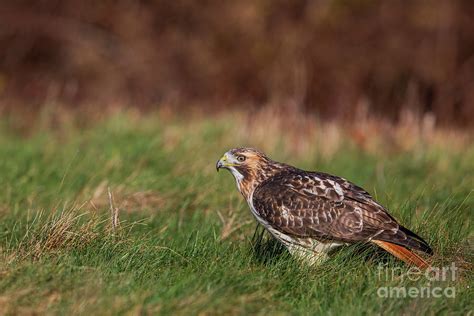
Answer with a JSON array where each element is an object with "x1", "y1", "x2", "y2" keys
[{"x1": 216, "y1": 147, "x2": 281, "y2": 198}]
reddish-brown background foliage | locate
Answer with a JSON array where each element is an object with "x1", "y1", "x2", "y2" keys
[{"x1": 0, "y1": 1, "x2": 473, "y2": 126}]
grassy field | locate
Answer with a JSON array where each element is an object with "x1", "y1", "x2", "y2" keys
[{"x1": 0, "y1": 112, "x2": 472, "y2": 315}]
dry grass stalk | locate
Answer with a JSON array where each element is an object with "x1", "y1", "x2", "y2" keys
[{"x1": 107, "y1": 187, "x2": 120, "y2": 233}]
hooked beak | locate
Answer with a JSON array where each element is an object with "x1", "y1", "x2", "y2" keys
[
  {"x1": 216, "y1": 159, "x2": 224, "y2": 172},
  {"x1": 216, "y1": 153, "x2": 234, "y2": 172}
]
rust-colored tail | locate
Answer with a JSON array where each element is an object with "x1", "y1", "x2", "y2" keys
[{"x1": 372, "y1": 240, "x2": 430, "y2": 269}]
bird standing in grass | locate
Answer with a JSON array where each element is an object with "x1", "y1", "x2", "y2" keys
[{"x1": 216, "y1": 148, "x2": 433, "y2": 268}]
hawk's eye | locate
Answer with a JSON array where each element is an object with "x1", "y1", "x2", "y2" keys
[{"x1": 237, "y1": 155, "x2": 246, "y2": 162}]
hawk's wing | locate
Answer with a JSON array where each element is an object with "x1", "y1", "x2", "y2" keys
[{"x1": 252, "y1": 171, "x2": 431, "y2": 253}]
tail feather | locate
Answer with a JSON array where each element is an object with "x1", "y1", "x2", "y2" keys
[
  {"x1": 375, "y1": 226, "x2": 433, "y2": 255},
  {"x1": 372, "y1": 240, "x2": 430, "y2": 269},
  {"x1": 398, "y1": 226, "x2": 433, "y2": 255}
]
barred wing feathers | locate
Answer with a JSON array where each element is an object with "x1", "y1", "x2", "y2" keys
[{"x1": 252, "y1": 171, "x2": 433, "y2": 255}]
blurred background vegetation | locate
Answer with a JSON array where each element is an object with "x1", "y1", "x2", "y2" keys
[{"x1": 0, "y1": 0, "x2": 473, "y2": 127}]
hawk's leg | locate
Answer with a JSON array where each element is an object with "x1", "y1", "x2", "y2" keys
[
  {"x1": 287, "y1": 244, "x2": 329, "y2": 265},
  {"x1": 264, "y1": 225, "x2": 342, "y2": 265},
  {"x1": 287, "y1": 240, "x2": 343, "y2": 265}
]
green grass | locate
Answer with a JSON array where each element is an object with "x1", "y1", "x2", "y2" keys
[{"x1": 0, "y1": 113, "x2": 473, "y2": 315}]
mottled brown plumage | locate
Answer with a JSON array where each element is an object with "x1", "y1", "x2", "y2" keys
[{"x1": 216, "y1": 147, "x2": 433, "y2": 268}]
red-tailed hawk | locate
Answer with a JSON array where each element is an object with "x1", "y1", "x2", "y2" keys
[{"x1": 216, "y1": 148, "x2": 433, "y2": 268}]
